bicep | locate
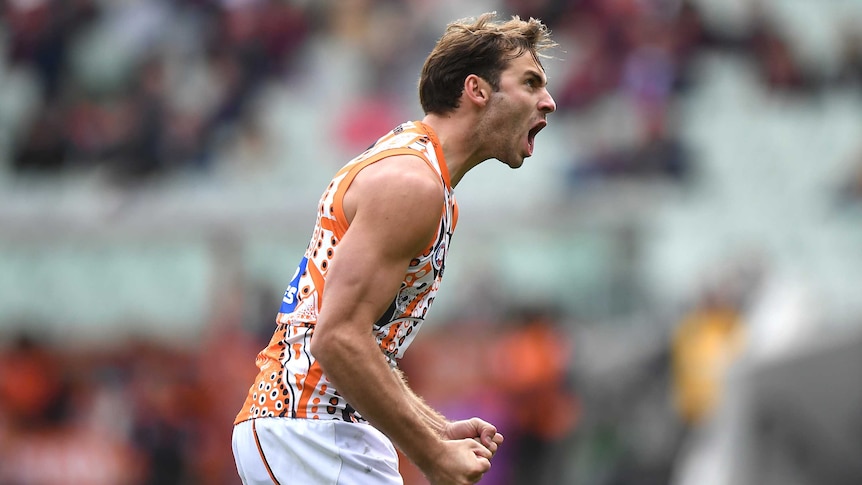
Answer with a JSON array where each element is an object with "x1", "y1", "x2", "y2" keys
[
  {"x1": 318, "y1": 225, "x2": 411, "y2": 333},
  {"x1": 316, "y1": 157, "x2": 443, "y2": 337}
]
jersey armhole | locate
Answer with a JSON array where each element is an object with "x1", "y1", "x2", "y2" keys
[{"x1": 331, "y1": 149, "x2": 444, "y2": 237}]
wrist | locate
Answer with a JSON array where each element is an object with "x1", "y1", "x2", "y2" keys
[
  {"x1": 408, "y1": 432, "x2": 448, "y2": 473},
  {"x1": 439, "y1": 420, "x2": 456, "y2": 440}
]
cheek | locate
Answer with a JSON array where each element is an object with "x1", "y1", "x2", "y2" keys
[
  {"x1": 484, "y1": 97, "x2": 524, "y2": 140},
  {"x1": 491, "y1": 104, "x2": 521, "y2": 129}
]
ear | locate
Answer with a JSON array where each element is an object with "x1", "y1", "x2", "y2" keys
[{"x1": 463, "y1": 74, "x2": 491, "y2": 108}]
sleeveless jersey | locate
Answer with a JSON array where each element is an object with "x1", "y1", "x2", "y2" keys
[{"x1": 235, "y1": 121, "x2": 458, "y2": 424}]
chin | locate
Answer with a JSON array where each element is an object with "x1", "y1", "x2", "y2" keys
[{"x1": 498, "y1": 156, "x2": 525, "y2": 169}]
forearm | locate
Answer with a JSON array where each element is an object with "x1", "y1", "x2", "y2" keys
[
  {"x1": 393, "y1": 367, "x2": 448, "y2": 435},
  {"x1": 311, "y1": 332, "x2": 446, "y2": 469}
]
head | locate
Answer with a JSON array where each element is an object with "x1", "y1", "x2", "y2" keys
[
  {"x1": 419, "y1": 13, "x2": 556, "y2": 116},
  {"x1": 419, "y1": 13, "x2": 558, "y2": 171}
]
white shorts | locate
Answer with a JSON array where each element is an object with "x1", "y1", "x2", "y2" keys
[{"x1": 232, "y1": 418, "x2": 403, "y2": 485}]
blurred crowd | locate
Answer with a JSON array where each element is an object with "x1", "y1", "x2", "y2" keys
[
  {"x1": 0, "y1": 307, "x2": 578, "y2": 485},
  {"x1": 6, "y1": 0, "x2": 862, "y2": 186},
  {"x1": 5, "y1": 0, "x2": 311, "y2": 183},
  {"x1": 0, "y1": 314, "x2": 267, "y2": 484}
]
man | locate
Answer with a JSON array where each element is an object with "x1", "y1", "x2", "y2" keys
[{"x1": 232, "y1": 12, "x2": 558, "y2": 485}]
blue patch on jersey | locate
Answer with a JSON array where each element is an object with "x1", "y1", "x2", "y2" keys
[{"x1": 279, "y1": 257, "x2": 308, "y2": 314}]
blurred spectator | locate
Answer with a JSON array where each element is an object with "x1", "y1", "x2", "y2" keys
[
  {"x1": 567, "y1": 115, "x2": 693, "y2": 185},
  {"x1": 671, "y1": 285, "x2": 746, "y2": 427},
  {"x1": 670, "y1": 0, "x2": 708, "y2": 91},
  {"x1": 191, "y1": 318, "x2": 263, "y2": 484},
  {"x1": 11, "y1": 106, "x2": 68, "y2": 173},
  {"x1": 502, "y1": 0, "x2": 569, "y2": 27},
  {"x1": 0, "y1": 334, "x2": 69, "y2": 432},
  {"x1": 746, "y1": 9, "x2": 815, "y2": 93},
  {"x1": 553, "y1": 5, "x2": 626, "y2": 111},
  {"x1": 490, "y1": 307, "x2": 580, "y2": 485},
  {"x1": 0, "y1": 334, "x2": 142, "y2": 484},
  {"x1": 3, "y1": 0, "x2": 98, "y2": 101},
  {"x1": 835, "y1": 25, "x2": 862, "y2": 87},
  {"x1": 125, "y1": 341, "x2": 198, "y2": 485}
]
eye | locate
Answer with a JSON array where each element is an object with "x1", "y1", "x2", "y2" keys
[{"x1": 526, "y1": 76, "x2": 544, "y2": 90}]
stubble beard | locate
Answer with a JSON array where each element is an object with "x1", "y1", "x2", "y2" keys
[{"x1": 477, "y1": 94, "x2": 524, "y2": 168}]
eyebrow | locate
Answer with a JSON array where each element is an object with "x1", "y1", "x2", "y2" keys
[{"x1": 525, "y1": 69, "x2": 548, "y2": 87}]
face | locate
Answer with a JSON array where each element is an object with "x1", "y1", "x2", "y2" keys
[{"x1": 478, "y1": 51, "x2": 556, "y2": 168}]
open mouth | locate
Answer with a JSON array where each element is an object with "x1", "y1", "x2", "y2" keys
[{"x1": 527, "y1": 121, "x2": 547, "y2": 154}]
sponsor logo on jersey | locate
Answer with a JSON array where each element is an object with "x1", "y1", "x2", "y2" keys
[{"x1": 279, "y1": 257, "x2": 308, "y2": 314}]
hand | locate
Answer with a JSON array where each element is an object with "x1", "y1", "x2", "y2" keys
[
  {"x1": 424, "y1": 438, "x2": 493, "y2": 485},
  {"x1": 443, "y1": 418, "x2": 505, "y2": 457}
]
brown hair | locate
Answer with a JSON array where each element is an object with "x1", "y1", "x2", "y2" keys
[{"x1": 419, "y1": 12, "x2": 557, "y2": 115}]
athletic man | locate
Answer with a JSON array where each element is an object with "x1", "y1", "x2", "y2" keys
[{"x1": 232, "y1": 12, "x2": 558, "y2": 485}]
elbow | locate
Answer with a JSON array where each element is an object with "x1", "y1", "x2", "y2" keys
[
  {"x1": 310, "y1": 323, "x2": 373, "y2": 378},
  {"x1": 308, "y1": 330, "x2": 329, "y2": 364},
  {"x1": 308, "y1": 325, "x2": 343, "y2": 370}
]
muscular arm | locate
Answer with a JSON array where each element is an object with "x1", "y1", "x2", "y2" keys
[
  {"x1": 308, "y1": 156, "x2": 492, "y2": 482},
  {"x1": 395, "y1": 367, "x2": 504, "y2": 455},
  {"x1": 392, "y1": 366, "x2": 447, "y2": 431}
]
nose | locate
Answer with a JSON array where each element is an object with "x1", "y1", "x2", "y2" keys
[{"x1": 539, "y1": 88, "x2": 556, "y2": 114}]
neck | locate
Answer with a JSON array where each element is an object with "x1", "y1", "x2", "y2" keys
[{"x1": 421, "y1": 112, "x2": 487, "y2": 188}]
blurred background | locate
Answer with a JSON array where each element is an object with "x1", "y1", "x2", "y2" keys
[{"x1": 1, "y1": 0, "x2": 862, "y2": 484}]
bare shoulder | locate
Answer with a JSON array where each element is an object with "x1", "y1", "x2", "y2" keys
[
  {"x1": 342, "y1": 154, "x2": 444, "y2": 257},
  {"x1": 344, "y1": 154, "x2": 444, "y2": 222},
  {"x1": 354, "y1": 155, "x2": 442, "y2": 197}
]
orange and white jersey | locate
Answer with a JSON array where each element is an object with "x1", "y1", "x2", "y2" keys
[{"x1": 235, "y1": 121, "x2": 458, "y2": 424}]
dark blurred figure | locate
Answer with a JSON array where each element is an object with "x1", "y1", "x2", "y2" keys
[
  {"x1": 0, "y1": 333, "x2": 142, "y2": 484},
  {"x1": 835, "y1": 145, "x2": 862, "y2": 208},
  {"x1": 835, "y1": 25, "x2": 862, "y2": 87},
  {"x1": 568, "y1": 116, "x2": 693, "y2": 185},
  {"x1": 490, "y1": 307, "x2": 580, "y2": 485},
  {"x1": 746, "y1": 6, "x2": 817, "y2": 94},
  {"x1": 12, "y1": 106, "x2": 68, "y2": 173},
  {"x1": 105, "y1": 56, "x2": 172, "y2": 184},
  {"x1": 192, "y1": 317, "x2": 265, "y2": 485},
  {"x1": 553, "y1": 2, "x2": 627, "y2": 111},
  {"x1": 5, "y1": 0, "x2": 97, "y2": 174},
  {"x1": 126, "y1": 340, "x2": 198, "y2": 485},
  {"x1": 3, "y1": 0, "x2": 98, "y2": 101}
]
